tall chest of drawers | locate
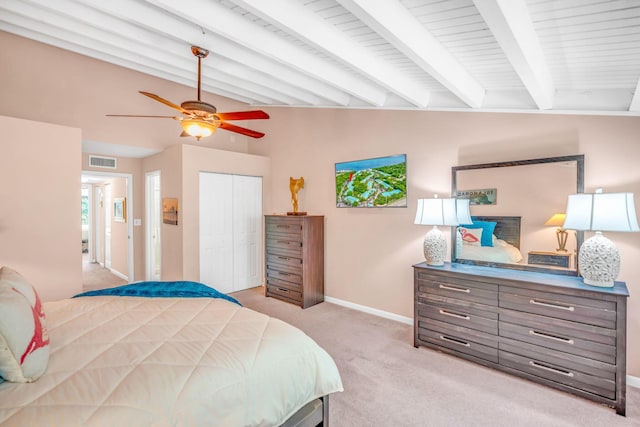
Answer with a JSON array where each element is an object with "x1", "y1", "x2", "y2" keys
[
  {"x1": 413, "y1": 262, "x2": 629, "y2": 415},
  {"x1": 265, "y1": 215, "x2": 324, "y2": 308}
]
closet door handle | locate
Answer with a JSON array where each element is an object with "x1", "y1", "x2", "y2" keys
[
  {"x1": 529, "y1": 330, "x2": 574, "y2": 345},
  {"x1": 529, "y1": 299, "x2": 575, "y2": 312},
  {"x1": 439, "y1": 284, "x2": 470, "y2": 293},
  {"x1": 439, "y1": 309, "x2": 470, "y2": 320},
  {"x1": 529, "y1": 361, "x2": 574, "y2": 377}
]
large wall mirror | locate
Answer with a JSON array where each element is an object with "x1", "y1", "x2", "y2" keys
[{"x1": 451, "y1": 155, "x2": 584, "y2": 276}]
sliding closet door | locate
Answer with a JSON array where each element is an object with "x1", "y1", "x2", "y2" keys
[
  {"x1": 199, "y1": 172, "x2": 262, "y2": 294},
  {"x1": 232, "y1": 175, "x2": 262, "y2": 291}
]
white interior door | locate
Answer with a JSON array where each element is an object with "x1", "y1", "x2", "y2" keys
[
  {"x1": 95, "y1": 186, "x2": 103, "y2": 264},
  {"x1": 146, "y1": 171, "x2": 162, "y2": 281},
  {"x1": 232, "y1": 175, "x2": 262, "y2": 291},
  {"x1": 199, "y1": 172, "x2": 262, "y2": 294},
  {"x1": 104, "y1": 183, "x2": 112, "y2": 269},
  {"x1": 200, "y1": 172, "x2": 234, "y2": 293}
]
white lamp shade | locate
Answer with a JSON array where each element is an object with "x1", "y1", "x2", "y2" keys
[
  {"x1": 564, "y1": 192, "x2": 639, "y2": 232},
  {"x1": 414, "y1": 198, "x2": 459, "y2": 226},
  {"x1": 456, "y1": 199, "x2": 473, "y2": 224}
]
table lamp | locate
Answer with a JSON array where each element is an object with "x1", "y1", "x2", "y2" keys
[
  {"x1": 563, "y1": 189, "x2": 639, "y2": 287},
  {"x1": 415, "y1": 196, "x2": 471, "y2": 266},
  {"x1": 544, "y1": 213, "x2": 568, "y2": 252}
]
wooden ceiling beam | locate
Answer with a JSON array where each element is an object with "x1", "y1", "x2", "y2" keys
[
  {"x1": 337, "y1": 0, "x2": 485, "y2": 108},
  {"x1": 473, "y1": 0, "x2": 555, "y2": 110}
]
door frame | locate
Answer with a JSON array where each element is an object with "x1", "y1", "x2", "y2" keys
[
  {"x1": 82, "y1": 170, "x2": 135, "y2": 281},
  {"x1": 145, "y1": 170, "x2": 161, "y2": 281}
]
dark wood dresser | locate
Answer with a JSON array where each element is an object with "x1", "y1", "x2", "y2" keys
[
  {"x1": 265, "y1": 215, "x2": 324, "y2": 308},
  {"x1": 413, "y1": 262, "x2": 629, "y2": 415}
]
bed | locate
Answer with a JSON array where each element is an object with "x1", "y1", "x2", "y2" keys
[
  {"x1": 0, "y1": 268, "x2": 343, "y2": 426},
  {"x1": 456, "y1": 215, "x2": 523, "y2": 264}
]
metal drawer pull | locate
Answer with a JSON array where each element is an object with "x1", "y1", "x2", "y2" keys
[
  {"x1": 439, "y1": 335, "x2": 470, "y2": 347},
  {"x1": 529, "y1": 361, "x2": 574, "y2": 377},
  {"x1": 277, "y1": 287, "x2": 289, "y2": 293},
  {"x1": 277, "y1": 256, "x2": 289, "y2": 261},
  {"x1": 529, "y1": 330, "x2": 574, "y2": 344},
  {"x1": 276, "y1": 225, "x2": 290, "y2": 228},
  {"x1": 529, "y1": 299, "x2": 575, "y2": 311},
  {"x1": 278, "y1": 271, "x2": 290, "y2": 276},
  {"x1": 277, "y1": 240, "x2": 291, "y2": 245},
  {"x1": 438, "y1": 284, "x2": 470, "y2": 293},
  {"x1": 439, "y1": 309, "x2": 470, "y2": 320}
]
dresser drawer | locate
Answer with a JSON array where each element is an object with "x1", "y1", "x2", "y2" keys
[
  {"x1": 417, "y1": 318, "x2": 498, "y2": 363},
  {"x1": 266, "y1": 267, "x2": 302, "y2": 285},
  {"x1": 266, "y1": 218, "x2": 302, "y2": 239},
  {"x1": 500, "y1": 309, "x2": 616, "y2": 364},
  {"x1": 499, "y1": 338, "x2": 615, "y2": 382},
  {"x1": 500, "y1": 286, "x2": 616, "y2": 329},
  {"x1": 417, "y1": 301, "x2": 497, "y2": 335},
  {"x1": 499, "y1": 321, "x2": 615, "y2": 365},
  {"x1": 266, "y1": 253, "x2": 302, "y2": 272},
  {"x1": 416, "y1": 276, "x2": 498, "y2": 307},
  {"x1": 266, "y1": 276, "x2": 301, "y2": 292},
  {"x1": 499, "y1": 350, "x2": 616, "y2": 399},
  {"x1": 266, "y1": 284, "x2": 302, "y2": 304}
]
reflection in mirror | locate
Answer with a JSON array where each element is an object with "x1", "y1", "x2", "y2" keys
[{"x1": 451, "y1": 155, "x2": 584, "y2": 276}]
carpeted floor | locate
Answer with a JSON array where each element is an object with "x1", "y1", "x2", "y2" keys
[
  {"x1": 82, "y1": 255, "x2": 127, "y2": 291},
  {"x1": 232, "y1": 287, "x2": 640, "y2": 427}
]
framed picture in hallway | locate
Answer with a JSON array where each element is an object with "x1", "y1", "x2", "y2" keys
[
  {"x1": 113, "y1": 197, "x2": 126, "y2": 222},
  {"x1": 163, "y1": 198, "x2": 179, "y2": 225}
]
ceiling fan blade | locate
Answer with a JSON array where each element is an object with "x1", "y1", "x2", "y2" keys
[
  {"x1": 180, "y1": 131, "x2": 189, "y2": 137},
  {"x1": 220, "y1": 122, "x2": 265, "y2": 139},
  {"x1": 217, "y1": 110, "x2": 269, "y2": 121},
  {"x1": 139, "y1": 91, "x2": 187, "y2": 113},
  {"x1": 106, "y1": 114, "x2": 179, "y2": 119}
]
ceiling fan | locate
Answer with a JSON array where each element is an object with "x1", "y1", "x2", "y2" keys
[{"x1": 107, "y1": 46, "x2": 269, "y2": 140}]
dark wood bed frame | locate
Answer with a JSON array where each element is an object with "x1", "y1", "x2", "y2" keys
[{"x1": 281, "y1": 395, "x2": 329, "y2": 427}]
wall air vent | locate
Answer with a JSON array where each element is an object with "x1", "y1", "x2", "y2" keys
[{"x1": 89, "y1": 155, "x2": 117, "y2": 169}]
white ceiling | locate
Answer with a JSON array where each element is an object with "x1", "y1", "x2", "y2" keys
[{"x1": 2, "y1": 0, "x2": 640, "y2": 115}]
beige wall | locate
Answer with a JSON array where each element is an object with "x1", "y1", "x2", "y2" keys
[
  {"x1": 0, "y1": 31, "x2": 252, "y2": 155},
  {"x1": 108, "y1": 177, "x2": 129, "y2": 278},
  {"x1": 250, "y1": 107, "x2": 640, "y2": 375},
  {"x1": 142, "y1": 145, "x2": 184, "y2": 281},
  {"x1": 142, "y1": 145, "x2": 271, "y2": 281},
  {"x1": 0, "y1": 116, "x2": 82, "y2": 301},
  {"x1": 82, "y1": 154, "x2": 144, "y2": 281},
  {"x1": 181, "y1": 145, "x2": 271, "y2": 281}
]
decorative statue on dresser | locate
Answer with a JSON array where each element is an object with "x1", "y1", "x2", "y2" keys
[{"x1": 288, "y1": 176, "x2": 306, "y2": 215}]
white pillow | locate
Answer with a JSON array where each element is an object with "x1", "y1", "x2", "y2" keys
[
  {"x1": 0, "y1": 267, "x2": 50, "y2": 382},
  {"x1": 458, "y1": 227, "x2": 482, "y2": 246}
]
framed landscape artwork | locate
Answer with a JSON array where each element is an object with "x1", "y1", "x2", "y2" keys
[
  {"x1": 162, "y1": 198, "x2": 179, "y2": 225},
  {"x1": 335, "y1": 154, "x2": 407, "y2": 208},
  {"x1": 113, "y1": 198, "x2": 126, "y2": 222}
]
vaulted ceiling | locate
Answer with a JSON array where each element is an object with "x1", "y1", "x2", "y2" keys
[{"x1": 2, "y1": 0, "x2": 640, "y2": 115}]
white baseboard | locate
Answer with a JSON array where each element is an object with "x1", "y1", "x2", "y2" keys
[
  {"x1": 324, "y1": 296, "x2": 640, "y2": 388},
  {"x1": 110, "y1": 268, "x2": 128, "y2": 281},
  {"x1": 324, "y1": 296, "x2": 413, "y2": 325}
]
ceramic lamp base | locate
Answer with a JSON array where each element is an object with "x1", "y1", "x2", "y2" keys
[
  {"x1": 578, "y1": 232, "x2": 620, "y2": 287},
  {"x1": 424, "y1": 226, "x2": 446, "y2": 266}
]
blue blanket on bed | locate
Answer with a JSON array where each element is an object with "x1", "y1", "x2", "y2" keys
[{"x1": 73, "y1": 281, "x2": 241, "y2": 306}]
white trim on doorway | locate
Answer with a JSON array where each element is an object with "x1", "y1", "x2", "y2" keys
[{"x1": 81, "y1": 170, "x2": 135, "y2": 282}]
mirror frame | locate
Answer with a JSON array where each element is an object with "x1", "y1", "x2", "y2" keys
[{"x1": 451, "y1": 154, "x2": 584, "y2": 276}]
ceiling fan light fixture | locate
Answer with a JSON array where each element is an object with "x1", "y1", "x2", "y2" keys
[{"x1": 181, "y1": 119, "x2": 216, "y2": 140}]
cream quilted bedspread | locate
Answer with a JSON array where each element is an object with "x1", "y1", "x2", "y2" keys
[{"x1": 0, "y1": 296, "x2": 343, "y2": 426}]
